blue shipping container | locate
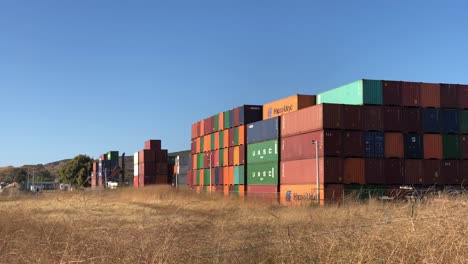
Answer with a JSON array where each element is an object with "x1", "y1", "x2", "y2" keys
[
  {"x1": 441, "y1": 109, "x2": 459, "y2": 134},
  {"x1": 229, "y1": 109, "x2": 234, "y2": 128},
  {"x1": 239, "y1": 105, "x2": 263, "y2": 126},
  {"x1": 365, "y1": 132, "x2": 384, "y2": 158},
  {"x1": 247, "y1": 117, "x2": 280, "y2": 144},
  {"x1": 423, "y1": 108, "x2": 441, "y2": 133},
  {"x1": 214, "y1": 167, "x2": 220, "y2": 185},
  {"x1": 404, "y1": 133, "x2": 424, "y2": 159}
]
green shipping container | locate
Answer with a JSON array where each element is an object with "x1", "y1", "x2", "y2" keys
[
  {"x1": 247, "y1": 140, "x2": 279, "y2": 164},
  {"x1": 204, "y1": 169, "x2": 211, "y2": 186},
  {"x1": 443, "y1": 135, "x2": 461, "y2": 159},
  {"x1": 234, "y1": 127, "x2": 239, "y2": 146},
  {"x1": 107, "y1": 151, "x2": 119, "y2": 161},
  {"x1": 234, "y1": 165, "x2": 245, "y2": 185},
  {"x1": 219, "y1": 149, "x2": 224, "y2": 167},
  {"x1": 224, "y1": 111, "x2": 230, "y2": 129},
  {"x1": 211, "y1": 133, "x2": 215, "y2": 150},
  {"x1": 317, "y1": 79, "x2": 383, "y2": 105},
  {"x1": 197, "y1": 154, "x2": 204, "y2": 169},
  {"x1": 247, "y1": 162, "x2": 278, "y2": 185},
  {"x1": 168, "y1": 156, "x2": 176, "y2": 165},
  {"x1": 219, "y1": 131, "x2": 224, "y2": 148},
  {"x1": 196, "y1": 170, "x2": 201, "y2": 185},
  {"x1": 214, "y1": 115, "x2": 219, "y2": 132},
  {"x1": 200, "y1": 136, "x2": 205, "y2": 153},
  {"x1": 459, "y1": 110, "x2": 468, "y2": 133}
]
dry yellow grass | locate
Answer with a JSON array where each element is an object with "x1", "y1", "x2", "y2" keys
[{"x1": 1, "y1": 186, "x2": 468, "y2": 263}]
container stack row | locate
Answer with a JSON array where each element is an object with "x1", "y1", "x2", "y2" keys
[
  {"x1": 189, "y1": 105, "x2": 263, "y2": 193},
  {"x1": 91, "y1": 151, "x2": 119, "y2": 188},
  {"x1": 133, "y1": 140, "x2": 169, "y2": 187}
]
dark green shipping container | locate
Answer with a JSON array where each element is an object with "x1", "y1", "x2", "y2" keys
[
  {"x1": 459, "y1": 110, "x2": 468, "y2": 133},
  {"x1": 443, "y1": 134, "x2": 461, "y2": 159},
  {"x1": 196, "y1": 170, "x2": 201, "y2": 185},
  {"x1": 234, "y1": 127, "x2": 239, "y2": 146},
  {"x1": 219, "y1": 131, "x2": 225, "y2": 148},
  {"x1": 247, "y1": 162, "x2": 278, "y2": 185},
  {"x1": 214, "y1": 115, "x2": 219, "y2": 131},
  {"x1": 204, "y1": 169, "x2": 211, "y2": 185},
  {"x1": 219, "y1": 149, "x2": 224, "y2": 167},
  {"x1": 224, "y1": 111, "x2": 230, "y2": 129},
  {"x1": 247, "y1": 140, "x2": 279, "y2": 164},
  {"x1": 200, "y1": 136, "x2": 205, "y2": 153}
]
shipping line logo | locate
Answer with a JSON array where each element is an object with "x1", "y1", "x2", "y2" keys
[
  {"x1": 251, "y1": 168, "x2": 275, "y2": 181},
  {"x1": 285, "y1": 191, "x2": 317, "y2": 202},
  {"x1": 251, "y1": 143, "x2": 278, "y2": 160},
  {"x1": 268, "y1": 105, "x2": 294, "y2": 118}
]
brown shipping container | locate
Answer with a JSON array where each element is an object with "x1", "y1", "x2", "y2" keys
[
  {"x1": 384, "y1": 159, "x2": 405, "y2": 185},
  {"x1": 228, "y1": 147, "x2": 234, "y2": 166},
  {"x1": 363, "y1": 106, "x2": 384, "y2": 131},
  {"x1": 384, "y1": 133, "x2": 404, "y2": 158},
  {"x1": 155, "y1": 175, "x2": 168, "y2": 184},
  {"x1": 281, "y1": 130, "x2": 343, "y2": 161},
  {"x1": 223, "y1": 129, "x2": 229, "y2": 149},
  {"x1": 145, "y1": 140, "x2": 161, "y2": 151},
  {"x1": 233, "y1": 107, "x2": 240, "y2": 127},
  {"x1": 139, "y1": 150, "x2": 156, "y2": 163},
  {"x1": 439, "y1": 160, "x2": 460, "y2": 185},
  {"x1": 382, "y1": 81, "x2": 401, "y2": 106},
  {"x1": 422, "y1": 160, "x2": 440, "y2": 185},
  {"x1": 156, "y1": 149, "x2": 168, "y2": 163},
  {"x1": 229, "y1": 128, "x2": 235, "y2": 147},
  {"x1": 191, "y1": 140, "x2": 196, "y2": 154},
  {"x1": 281, "y1": 157, "x2": 343, "y2": 184},
  {"x1": 365, "y1": 159, "x2": 385, "y2": 184},
  {"x1": 440, "y1": 84, "x2": 458, "y2": 109},
  {"x1": 461, "y1": 135, "x2": 468, "y2": 159},
  {"x1": 402, "y1": 107, "x2": 422, "y2": 132},
  {"x1": 343, "y1": 131, "x2": 365, "y2": 157},
  {"x1": 423, "y1": 134, "x2": 443, "y2": 159},
  {"x1": 324, "y1": 184, "x2": 345, "y2": 203},
  {"x1": 420, "y1": 83, "x2": 441, "y2": 108},
  {"x1": 342, "y1": 105, "x2": 363, "y2": 130},
  {"x1": 404, "y1": 159, "x2": 423, "y2": 184},
  {"x1": 213, "y1": 149, "x2": 220, "y2": 167},
  {"x1": 383, "y1": 106, "x2": 402, "y2": 131},
  {"x1": 239, "y1": 146, "x2": 245, "y2": 165},
  {"x1": 400, "y1": 82, "x2": 421, "y2": 107},
  {"x1": 155, "y1": 163, "x2": 168, "y2": 175},
  {"x1": 343, "y1": 158, "x2": 365, "y2": 184},
  {"x1": 139, "y1": 163, "x2": 156, "y2": 176},
  {"x1": 263, "y1": 94, "x2": 316, "y2": 120},
  {"x1": 281, "y1": 104, "x2": 343, "y2": 137},
  {"x1": 459, "y1": 85, "x2": 468, "y2": 109}
]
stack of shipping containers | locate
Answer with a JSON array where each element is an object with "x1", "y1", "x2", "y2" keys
[
  {"x1": 170, "y1": 151, "x2": 191, "y2": 187},
  {"x1": 190, "y1": 105, "x2": 263, "y2": 194},
  {"x1": 133, "y1": 140, "x2": 169, "y2": 187},
  {"x1": 91, "y1": 151, "x2": 119, "y2": 188}
]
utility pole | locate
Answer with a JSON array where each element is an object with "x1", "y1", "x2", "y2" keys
[
  {"x1": 209, "y1": 152, "x2": 212, "y2": 193},
  {"x1": 312, "y1": 140, "x2": 320, "y2": 203}
]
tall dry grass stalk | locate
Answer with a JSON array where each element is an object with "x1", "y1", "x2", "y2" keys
[{"x1": 1, "y1": 186, "x2": 468, "y2": 263}]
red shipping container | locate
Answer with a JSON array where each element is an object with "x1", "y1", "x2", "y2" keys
[
  {"x1": 191, "y1": 140, "x2": 197, "y2": 154},
  {"x1": 228, "y1": 147, "x2": 234, "y2": 166},
  {"x1": 439, "y1": 160, "x2": 460, "y2": 185},
  {"x1": 402, "y1": 107, "x2": 422, "y2": 132},
  {"x1": 139, "y1": 150, "x2": 156, "y2": 163},
  {"x1": 100, "y1": 154, "x2": 107, "y2": 160},
  {"x1": 233, "y1": 107, "x2": 240, "y2": 127},
  {"x1": 203, "y1": 118, "x2": 210, "y2": 136},
  {"x1": 324, "y1": 184, "x2": 345, "y2": 203},
  {"x1": 139, "y1": 173, "x2": 145, "y2": 187},
  {"x1": 384, "y1": 133, "x2": 404, "y2": 158},
  {"x1": 420, "y1": 83, "x2": 441, "y2": 108},
  {"x1": 422, "y1": 160, "x2": 440, "y2": 185},
  {"x1": 384, "y1": 159, "x2": 405, "y2": 185},
  {"x1": 145, "y1": 140, "x2": 161, "y2": 151},
  {"x1": 423, "y1": 134, "x2": 443, "y2": 159},
  {"x1": 365, "y1": 159, "x2": 385, "y2": 184},
  {"x1": 342, "y1": 105, "x2": 363, "y2": 131},
  {"x1": 281, "y1": 104, "x2": 343, "y2": 137},
  {"x1": 246, "y1": 185, "x2": 278, "y2": 203},
  {"x1": 213, "y1": 149, "x2": 220, "y2": 167},
  {"x1": 440, "y1": 84, "x2": 458, "y2": 109},
  {"x1": 382, "y1": 81, "x2": 401, "y2": 106},
  {"x1": 343, "y1": 158, "x2": 365, "y2": 184},
  {"x1": 363, "y1": 106, "x2": 384, "y2": 131},
  {"x1": 404, "y1": 159, "x2": 423, "y2": 184},
  {"x1": 281, "y1": 130, "x2": 343, "y2": 161},
  {"x1": 229, "y1": 128, "x2": 235, "y2": 147},
  {"x1": 134, "y1": 176, "x2": 139, "y2": 187},
  {"x1": 458, "y1": 85, "x2": 468, "y2": 109},
  {"x1": 400, "y1": 81, "x2": 421, "y2": 107},
  {"x1": 461, "y1": 135, "x2": 468, "y2": 159},
  {"x1": 280, "y1": 157, "x2": 343, "y2": 184},
  {"x1": 342, "y1": 131, "x2": 364, "y2": 157},
  {"x1": 383, "y1": 106, "x2": 402, "y2": 131},
  {"x1": 239, "y1": 146, "x2": 245, "y2": 165}
]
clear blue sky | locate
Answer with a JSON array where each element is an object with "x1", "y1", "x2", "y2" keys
[{"x1": 1, "y1": 0, "x2": 467, "y2": 166}]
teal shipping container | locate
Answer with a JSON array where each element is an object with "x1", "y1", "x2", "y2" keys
[{"x1": 317, "y1": 79, "x2": 383, "y2": 105}]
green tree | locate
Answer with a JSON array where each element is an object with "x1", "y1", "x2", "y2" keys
[
  {"x1": 58, "y1": 155, "x2": 93, "y2": 187},
  {"x1": 11, "y1": 168, "x2": 28, "y2": 183}
]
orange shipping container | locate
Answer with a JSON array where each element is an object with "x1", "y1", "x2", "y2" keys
[
  {"x1": 343, "y1": 158, "x2": 365, "y2": 184},
  {"x1": 204, "y1": 135, "x2": 210, "y2": 152},
  {"x1": 233, "y1": 146, "x2": 240, "y2": 165},
  {"x1": 192, "y1": 154, "x2": 197, "y2": 170},
  {"x1": 224, "y1": 185, "x2": 229, "y2": 196},
  {"x1": 424, "y1": 134, "x2": 443, "y2": 159},
  {"x1": 420, "y1": 83, "x2": 441, "y2": 108},
  {"x1": 384, "y1": 133, "x2": 404, "y2": 158},
  {"x1": 200, "y1": 119, "x2": 205, "y2": 136},
  {"x1": 196, "y1": 138, "x2": 201, "y2": 153},
  {"x1": 228, "y1": 166, "x2": 234, "y2": 185},
  {"x1": 223, "y1": 148, "x2": 229, "y2": 167},
  {"x1": 238, "y1": 125, "x2": 245, "y2": 145},
  {"x1": 280, "y1": 184, "x2": 324, "y2": 206},
  {"x1": 219, "y1": 112, "x2": 224, "y2": 131},
  {"x1": 263, "y1": 94, "x2": 316, "y2": 120},
  {"x1": 223, "y1": 129, "x2": 230, "y2": 149},
  {"x1": 214, "y1": 132, "x2": 220, "y2": 150}
]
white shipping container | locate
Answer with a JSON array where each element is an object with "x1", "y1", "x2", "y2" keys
[
  {"x1": 134, "y1": 152, "x2": 139, "y2": 165},
  {"x1": 134, "y1": 164, "x2": 139, "y2": 176}
]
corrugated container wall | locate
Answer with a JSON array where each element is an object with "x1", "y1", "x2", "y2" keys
[
  {"x1": 402, "y1": 108, "x2": 422, "y2": 133},
  {"x1": 404, "y1": 134, "x2": 424, "y2": 159},
  {"x1": 423, "y1": 134, "x2": 443, "y2": 159},
  {"x1": 317, "y1": 79, "x2": 382, "y2": 105},
  {"x1": 365, "y1": 132, "x2": 384, "y2": 158},
  {"x1": 440, "y1": 84, "x2": 458, "y2": 108},
  {"x1": 382, "y1": 81, "x2": 401, "y2": 106},
  {"x1": 420, "y1": 83, "x2": 441, "y2": 108},
  {"x1": 363, "y1": 106, "x2": 384, "y2": 131},
  {"x1": 441, "y1": 109, "x2": 459, "y2": 134},
  {"x1": 342, "y1": 105, "x2": 364, "y2": 130},
  {"x1": 343, "y1": 131, "x2": 365, "y2": 157},
  {"x1": 458, "y1": 85, "x2": 468, "y2": 109},
  {"x1": 247, "y1": 117, "x2": 279, "y2": 144},
  {"x1": 423, "y1": 109, "x2": 441, "y2": 133},
  {"x1": 262, "y1": 94, "x2": 316, "y2": 120},
  {"x1": 383, "y1": 107, "x2": 402, "y2": 131},
  {"x1": 400, "y1": 82, "x2": 421, "y2": 107},
  {"x1": 384, "y1": 133, "x2": 404, "y2": 158}
]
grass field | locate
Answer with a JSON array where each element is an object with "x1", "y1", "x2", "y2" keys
[{"x1": 1, "y1": 186, "x2": 468, "y2": 263}]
